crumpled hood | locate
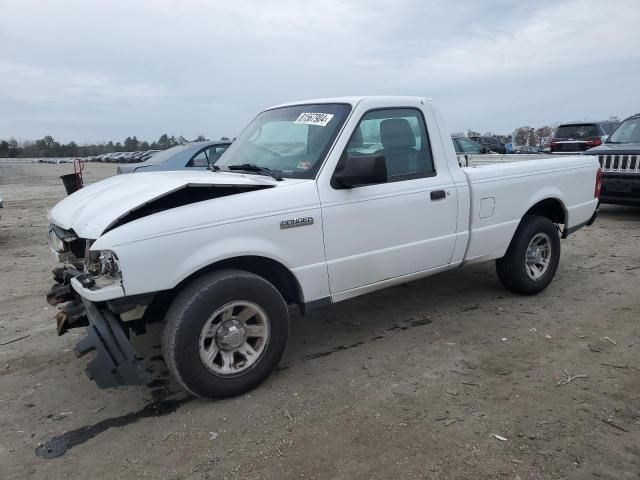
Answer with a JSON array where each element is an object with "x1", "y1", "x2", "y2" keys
[{"x1": 48, "y1": 170, "x2": 286, "y2": 239}]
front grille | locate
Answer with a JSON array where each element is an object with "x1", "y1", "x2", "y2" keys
[{"x1": 599, "y1": 155, "x2": 640, "y2": 173}]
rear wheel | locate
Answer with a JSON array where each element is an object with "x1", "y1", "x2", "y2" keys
[
  {"x1": 162, "y1": 269, "x2": 289, "y2": 399},
  {"x1": 496, "y1": 215, "x2": 560, "y2": 295}
]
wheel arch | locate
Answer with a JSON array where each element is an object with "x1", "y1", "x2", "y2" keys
[
  {"x1": 523, "y1": 197, "x2": 567, "y2": 225},
  {"x1": 496, "y1": 197, "x2": 566, "y2": 261},
  {"x1": 143, "y1": 255, "x2": 305, "y2": 325},
  {"x1": 176, "y1": 255, "x2": 303, "y2": 305}
]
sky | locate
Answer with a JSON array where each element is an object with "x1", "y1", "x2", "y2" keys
[{"x1": 1, "y1": 0, "x2": 639, "y2": 143}]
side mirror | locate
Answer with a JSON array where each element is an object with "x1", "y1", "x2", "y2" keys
[
  {"x1": 480, "y1": 146, "x2": 491, "y2": 154},
  {"x1": 601, "y1": 135, "x2": 609, "y2": 144},
  {"x1": 333, "y1": 154, "x2": 387, "y2": 188}
]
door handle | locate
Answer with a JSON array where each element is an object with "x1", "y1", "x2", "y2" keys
[{"x1": 430, "y1": 189, "x2": 446, "y2": 201}]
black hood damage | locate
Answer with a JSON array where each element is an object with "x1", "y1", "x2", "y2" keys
[{"x1": 105, "y1": 183, "x2": 272, "y2": 233}]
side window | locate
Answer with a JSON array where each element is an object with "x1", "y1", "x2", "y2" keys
[
  {"x1": 188, "y1": 145, "x2": 231, "y2": 167},
  {"x1": 344, "y1": 108, "x2": 435, "y2": 180},
  {"x1": 189, "y1": 150, "x2": 209, "y2": 168},
  {"x1": 207, "y1": 145, "x2": 228, "y2": 164}
]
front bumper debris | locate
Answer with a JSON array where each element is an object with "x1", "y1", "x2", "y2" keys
[
  {"x1": 46, "y1": 266, "x2": 87, "y2": 335},
  {"x1": 47, "y1": 265, "x2": 151, "y2": 389},
  {"x1": 75, "y1": 298, "x2": 151, "y2": 388}
]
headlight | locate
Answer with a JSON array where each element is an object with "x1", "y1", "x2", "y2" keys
[
  {"x1": 47, "y1": 225, "x2": 77, "y2": 261},
  {"x1": 48, "y1": 228, "x2": 67, "y2": 253},
  {"x1": 87, "y1": 250, "x2": 121, "y2": 282}
]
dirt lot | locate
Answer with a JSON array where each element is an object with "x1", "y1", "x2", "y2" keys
[{"x1": 0, "y1": 162, "x2": 638, "y2": 480}]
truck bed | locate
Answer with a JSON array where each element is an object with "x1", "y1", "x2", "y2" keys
[{"x1": 460, "y1": 155, "x2": 599, "y2": 264}]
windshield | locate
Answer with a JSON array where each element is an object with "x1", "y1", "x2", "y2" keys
[
  {"x1": 554, "y1": 124, "x2": 599, "y2": 139},
  {"x1": 608, "y1": 117, "x2": 640, "y2": 143},
  {"x1": 216, "y1": 103, "x2": 351, "y2": 178}
]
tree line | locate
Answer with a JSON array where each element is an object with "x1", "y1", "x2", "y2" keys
[
  {"x1": 0, "y1": 124, "x2": 563, "y2": 158},
  {"x1": 0, "y1": 134, "x2": 232, "y2": 158},
  {"x1": 511, "y1": 126, "x2": 554, "y2": 147},
  {"x1": 458, "y1": 125, "x2": 555, "y2": 147}
]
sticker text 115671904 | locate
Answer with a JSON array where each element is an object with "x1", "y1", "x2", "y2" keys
[{"x1": 294, "y1": 112, "x2": 334, "y2": 127}]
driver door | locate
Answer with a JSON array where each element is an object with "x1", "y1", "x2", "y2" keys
[{"x1": 318, "y1": 107, "x2": 458, "y2": 298}]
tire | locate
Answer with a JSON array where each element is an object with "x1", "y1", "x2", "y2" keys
[
  {"x1": 496, "y1": 215, "x2": 560, "y2": 295},
  {"x1": 162, "y1": 269, "x2": 289, "y2": 399}
]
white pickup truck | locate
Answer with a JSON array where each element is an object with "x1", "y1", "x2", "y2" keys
[{"x1": 46, "y1": 96, "x2": 601, "y2": 398}]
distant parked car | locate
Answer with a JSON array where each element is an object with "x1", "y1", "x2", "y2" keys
[
  {"x1": 583, "y1": 113, "x2": 640, "y2": 205},
  {"x1": 121, "y1": 152, "x2": 144, "y2": 162},
  {"x1": 138, "y1": 150, "x2": 160, "y2": 162},
  {"x1": 116, "y1": 141, "x2": 231, "y2": 174},
  {"x1": 469, "y1": 136, "x2": 507, "y2": 154},
  {"x1": 452, "y1": 137, "x2": 492, "y2": 154},
  {"x1": 105, "y1": 152, "x2": 127, "y2": 163},
  {"x1": 513, "y1": 145, "x2": 543, "y2": 154},
  {"x1": 550, "y1": 121, "x2": 619, "y2": 153}
]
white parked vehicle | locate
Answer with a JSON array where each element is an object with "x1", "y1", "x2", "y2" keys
[{"x1": 46, "y1": 96, "x2": 601, "y2": 398}]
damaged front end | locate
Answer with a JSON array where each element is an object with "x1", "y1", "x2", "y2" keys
[
  {"x1": 45, "y1": 172, "x2": 279, "y2": 390},
  {"x1": 46, "y1": 227, "x2": 152, "y2": 388}
]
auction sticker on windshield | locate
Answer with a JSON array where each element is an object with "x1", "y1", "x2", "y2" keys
[{"x1": 294, "y1": 112, "x2": 334, "y2": 127}]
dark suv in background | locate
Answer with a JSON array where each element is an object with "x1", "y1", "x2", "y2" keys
[
  {"x1": 583, "y1": 113, "x2": 640, "y2": 206},
  {"x1": 469, "y1": 136, "x2": 506, "y2": 154},
  {"x1": 549, "y1": 121, "x2": 619, "y2": 153}
]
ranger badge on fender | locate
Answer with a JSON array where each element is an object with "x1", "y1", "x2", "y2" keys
[{"x1": 280, "y1": 217, "x2": 314, "y2": 229}]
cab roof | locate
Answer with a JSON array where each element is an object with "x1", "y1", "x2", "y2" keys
[{"x1": 270, "y1": 96, "x2": 434, "y2": 110}]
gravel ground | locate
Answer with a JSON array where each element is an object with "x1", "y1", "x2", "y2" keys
[{"x1": 1, "y1": 162, "x2": 639, "y2": 480}]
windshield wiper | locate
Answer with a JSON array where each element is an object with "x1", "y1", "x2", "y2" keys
[{"x1": 227, "y1": 163, "x2": 283, "y2": 181}]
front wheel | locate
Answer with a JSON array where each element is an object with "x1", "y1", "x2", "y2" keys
[
  {"x1": 162, "y1": 269, "x2": 289, "y2": 399},
  {"x1": 496, "y1": 215, "x2": 561, "y2": 295}
]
